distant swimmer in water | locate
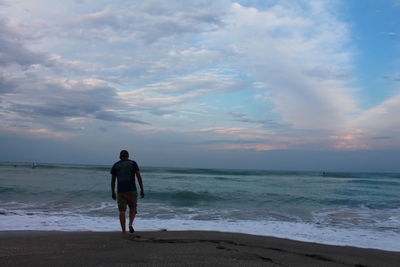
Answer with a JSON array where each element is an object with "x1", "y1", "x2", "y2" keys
[{"x1": 110, "y1": 150, "x2": 144, "y2": 234}]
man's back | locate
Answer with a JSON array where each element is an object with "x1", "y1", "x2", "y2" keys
[{"x1": 110, "y1": 159, "x2": 139, "y2": 193}]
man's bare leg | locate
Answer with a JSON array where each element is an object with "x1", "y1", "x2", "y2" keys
[
  {"x1": 129, "y1": 212, "x2": 136, "y2": 233},
  {"x1": 119, "y1": 211, "x2": 126, "y2": 233}
]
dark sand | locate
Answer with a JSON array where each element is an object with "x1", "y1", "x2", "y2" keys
[{"x1": 1, "y1": 231, "x2": 399, "y2": 266}]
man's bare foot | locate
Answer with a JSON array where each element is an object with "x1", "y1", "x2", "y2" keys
[{"x1": 129, "y1": 226, "x2": 134, "y2": 233}]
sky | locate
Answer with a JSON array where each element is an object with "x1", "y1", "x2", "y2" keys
[{"x1": 0, "y1": 0, "x2": 399, "y2": 172}]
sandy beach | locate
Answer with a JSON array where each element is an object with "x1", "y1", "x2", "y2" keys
[{"x1": 1, "y1": 231, "x2": 399, "y2": 267}]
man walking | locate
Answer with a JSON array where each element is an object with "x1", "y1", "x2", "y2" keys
[{"x1": 110, "y1": 150, "x2": 144, "y2": 233}]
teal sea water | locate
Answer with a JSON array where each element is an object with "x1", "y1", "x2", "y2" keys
[{"x1": 0, "y1": 162, "x2": 399, "y2": 251}]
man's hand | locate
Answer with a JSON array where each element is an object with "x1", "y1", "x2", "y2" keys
[
  {"x1": 112, "y1": 192, "x2": 116, "y2": 200},
  {"x1": 140, "y1": 190, "x2": 145, "y2": 198}
]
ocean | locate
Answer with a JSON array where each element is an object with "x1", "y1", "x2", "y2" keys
[{"x1": 0, "y1": 162, "x2": 399, "y2": 251}]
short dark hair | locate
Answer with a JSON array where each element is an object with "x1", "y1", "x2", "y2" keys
[{"x1": 120, "y1": 150, "x2": 129, "y2": 159}]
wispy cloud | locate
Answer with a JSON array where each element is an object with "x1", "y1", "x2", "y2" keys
[
  {"x1": 57, "y1": 1, "x2": 227, "y2": 44},
  {"x1": 118, "y1": 70, "x2": 247, "y2": 114},
  {"x1": 383, "y1": 73, "x2": 400, "y2": 82},
  {"x1": 227, "y1": 111, "x2": 276, "y2": 127}
]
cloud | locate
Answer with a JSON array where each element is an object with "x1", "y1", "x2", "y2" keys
[
  {"x1": 94, "y1": 110, "x2": 149, "y2": 125},
  {"x1": 227, "y1": 111, "x2": 276, "y2": 127},
  {"x1": 1, "y1": 0, "x2": 358, "y2": 146},
  {"x1": 204, "y1": 1, "x2": 356, "y2": 130},
  {"x1": 329, "y1": 93, "x2": 400, "y2": 150},
  {"x1": 370, "y1": 136, "x2": 391, "y2": 140},
  {"x1": 59, "y1": 0, "x2": 227, "y2": 43},
  {"x1": 189, "y1": 124, "x2": 334, "y2": 151},
  {"x1": 0, "y1": 19, "x2": 50, "y2": 67},
  {"x1": 0, "y1": 13, "x2": 154, "y2": 136},
  {"x1": 383, "y1": 73, "x2": 400, "y2": 82},
  {"x1": 216, "y1": 143, "x2": 290, "y2": 151},
  {"x1": 0, "y1": 73, "x2": 20, "y2": 94},
  {"x1": 1, "y1": 75, "x2": 150, "y2": 138},
  {"x1": 1, "y1": 0, "x2": 399, "y2": 154},
  {"x1": 118, "y1": 70, "x2": 247, "y2": 113},
  {"x1": 3, "y1": 126, "x2": 75, "y2": 140}
]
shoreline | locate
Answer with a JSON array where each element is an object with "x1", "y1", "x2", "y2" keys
[
  {"x1": 1, "y1": 231, "x2": 399, "y2": 266},
  {"x1": 2, "y1": 214, "x2": 399, "y2": 252}
]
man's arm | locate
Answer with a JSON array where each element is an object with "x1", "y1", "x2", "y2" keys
[
  {"x1": 111, "y1": 174, "x2": 117, "y2": 200},
  {"x1": 136, "y1": 171, "x2": 145, "y2": 198}
]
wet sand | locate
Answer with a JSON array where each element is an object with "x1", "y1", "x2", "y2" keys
[{"x1": 1, "y1": 231, "x2": 399, "y2": 266}]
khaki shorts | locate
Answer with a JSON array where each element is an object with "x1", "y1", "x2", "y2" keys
[{"x1": 117, "y1": 191, "x2": 137, "y2": 214}]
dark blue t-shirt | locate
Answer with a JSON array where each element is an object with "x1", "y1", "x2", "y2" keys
[{"x1": 110, "y1": 159, "x2": 140, "y2": 193}]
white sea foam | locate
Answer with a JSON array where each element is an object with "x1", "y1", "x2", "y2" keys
[{"x1": 1, "y1": 213, "x2": 399, "y2": 252}]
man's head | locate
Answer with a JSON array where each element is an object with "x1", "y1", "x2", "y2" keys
[{"x1": 119, "y1": 150, "x2": 129, "y2": 159}]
